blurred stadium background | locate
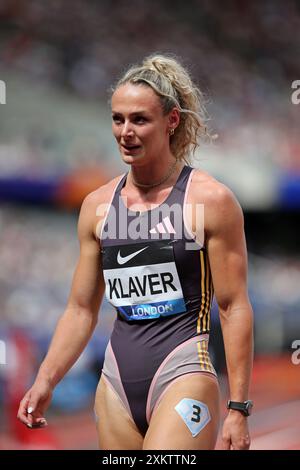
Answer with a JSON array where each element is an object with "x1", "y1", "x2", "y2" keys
[{"x1": 0, "y1": 0, "x2": 299, "y2": 450}]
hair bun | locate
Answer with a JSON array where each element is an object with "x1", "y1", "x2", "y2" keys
[{"x1": 143, "y1": 56, "x2": 171, "y2": 75}]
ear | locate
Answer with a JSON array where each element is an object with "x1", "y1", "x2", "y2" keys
[{"x1": 168, "y1": 107, "x2": 180, "y2": 131}]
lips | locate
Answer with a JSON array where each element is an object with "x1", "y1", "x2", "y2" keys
[{"x1": 122, "y1": 144, "x2": 141, "y2": 151}]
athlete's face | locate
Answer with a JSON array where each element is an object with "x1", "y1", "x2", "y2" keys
[{"x1": 111, "y1": 83, "x2": 175, "y2": 165}]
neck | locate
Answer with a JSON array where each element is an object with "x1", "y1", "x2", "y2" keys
[{"x1": 129, "y1": 157, "x2": 181, "y2": 190}]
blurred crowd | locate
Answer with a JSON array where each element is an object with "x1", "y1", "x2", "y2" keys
[
  {"x1": 0, "y1": 204, "x2": 114, "y2": 335},
  {"x1": 1, "y1": 0, "x2": 299, "y2": 106},
  {"x1": 0, "y1": 0, "x2": 299, "y2": 177}
]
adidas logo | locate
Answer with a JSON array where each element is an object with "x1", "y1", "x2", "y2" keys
[{"x1": 149, "y1": 217, "x2": 176, "y2": 234}]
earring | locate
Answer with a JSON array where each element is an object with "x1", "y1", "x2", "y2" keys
[{"x1": 169, "y1": 128, "x2": 175, "y2": 136}]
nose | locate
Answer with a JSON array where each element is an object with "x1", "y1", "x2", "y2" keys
[{"x1": 121, "y1": 120, "x2": 134, "y2": 139}]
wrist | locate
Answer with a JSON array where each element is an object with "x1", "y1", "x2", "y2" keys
[
  {"x1": 36, "y1": 368, "x2": 57, "y2": 389},
  {"x1": 228, "y1": 408, "x2": 248, "y2": 418},
  {"x1": 227, "y1": 399, "x2": 253, "y2": 416}
]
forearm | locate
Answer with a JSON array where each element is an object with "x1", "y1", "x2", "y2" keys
[
  {"x1": 220, "y1": 303, "x2": 254, "y2": 401},
  {"x1": 36, "y1": 306, "x2": 98, "y2": 388}
]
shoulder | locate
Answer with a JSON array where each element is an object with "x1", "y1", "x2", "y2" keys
[
  {"x1": 78, "y1": 174, "x2": 125, "y2": 240},
  {"x1": 81, "y1": 174, "x2": 124, "y2": 211},
  {"x1": 189, "y1": 168, "x2": 244, "y2": 236}
]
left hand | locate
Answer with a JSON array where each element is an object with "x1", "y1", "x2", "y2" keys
[{"x1": 221, "y1": 410, "x2": 251, "y2": 450}]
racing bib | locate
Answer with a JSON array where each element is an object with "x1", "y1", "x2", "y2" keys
[{"x1": 102, "y1": 240, "x2": 186, "y2": 320}]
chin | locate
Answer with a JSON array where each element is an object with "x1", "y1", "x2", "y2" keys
[{"x1": 121, "y1": 153, "x2": 145, "y2": 165}]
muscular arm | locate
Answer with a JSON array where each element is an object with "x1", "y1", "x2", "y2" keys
[
  {"x1": 37, "y1": 193, "x2": 105, "y2": 387},
  {"x1": 205, "y1": 184, "x2": 254, "y2": 449},
  {"x1": 17, "y1": 190, "x2": 106, "y2": 426}
]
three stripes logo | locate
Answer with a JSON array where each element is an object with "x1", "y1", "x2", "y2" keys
[{"x1": 149, "y1": 216, "x2": 176, "y2": 234}]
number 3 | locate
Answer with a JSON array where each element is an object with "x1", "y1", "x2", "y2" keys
[{"x1": 191, "y1": 404, "x2": 201, "y2": 423}]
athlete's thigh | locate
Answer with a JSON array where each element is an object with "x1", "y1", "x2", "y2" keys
[
  {"x1": 143, "y1": 373, "x2": 220, "y2": 450},
  {"x1": 94, "y1": 376, "x2": 143, "y2": 450}
]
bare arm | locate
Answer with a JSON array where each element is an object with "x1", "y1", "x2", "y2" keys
[
  {"x1": 37, "y1": 193, "x2": 104, "y2": 387},
  {"x1": 205, "y1": 184, "x2": 254, "y2": 449},
  {"x1": 17, "y1": 191, "x2": 105, "y2": 427}
]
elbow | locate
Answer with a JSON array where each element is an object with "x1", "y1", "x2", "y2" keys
[
  {"x1": 218, "y1": 298, "x2": 253, "y2": 323},
  {"x1": 66, "y1": 303, "x2": 100, "y2": 327}
]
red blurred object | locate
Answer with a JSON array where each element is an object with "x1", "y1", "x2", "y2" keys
[
  {"x1": 56, "y1": 166, "x2": 109, "y2": 209},
  {"x1": 1, "y1": 329, "x2": 61, "y2": 449}
]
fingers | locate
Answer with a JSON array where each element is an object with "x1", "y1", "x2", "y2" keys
[
  {"x1": 26, "y1": 418, "x2": 48, "y2": 429},
  {"x1": 26, "y1": 393, "x2": 39, "y2": 418},
  {"x1": 224, "y1": 436, "x2": 250, "y2": 450},
  {"x1": 26, "y1": 413, "x2": 48, "y2": 429},
  {"x1": 17, "y1": 395, "x2": 30, "y2": 425},
  {"x1": 221, "y1": 436, "x2": 231, "y2": 450},
  {"x1": 222, "y1": 416, "x2": 250, "y2": 450},
  {"x1": 234, "y1": 436, "x2": 250, "y2": 450},
  {"x1": 17, "y1": 393, "x2": 48, "y2": 429},
  {"x1": 27, "y1": 406, "x2": 48, "y2": 429}
]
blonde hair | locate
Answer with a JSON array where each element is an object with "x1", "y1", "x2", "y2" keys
[{"x1": 112, "y1": 53, "x2": 210, "y2": 163}]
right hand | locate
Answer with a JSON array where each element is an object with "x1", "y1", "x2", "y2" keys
[
  {"x1": 221, "y1": 410, "x2": 251, "y2": 450},
  {"x1": 17, "y1": 377, "x2": 53, "y2": 429}
]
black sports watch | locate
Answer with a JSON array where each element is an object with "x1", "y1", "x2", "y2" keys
[{"x1": 227, "y1": 400, "x2": 253, "y2": 416}]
